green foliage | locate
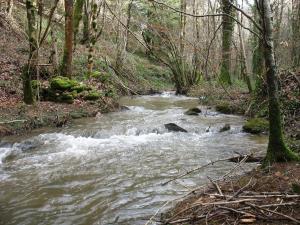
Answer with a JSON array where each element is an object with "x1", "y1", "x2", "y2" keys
[
  {"x1": 243, "y1": 118, "x2": 269, "y2": 134},
  {"x1": 50, "y1": 76, "x2": 79, "y2": 91}
]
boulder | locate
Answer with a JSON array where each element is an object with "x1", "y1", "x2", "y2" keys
[
  {"x1": 120, "y1": 106, "x2": 130, "y2": 111},
  {"x1": 185, "y1": 107, "x2": 202, "y2": 116},
  {"x1": 50, "y1": 76, "x2": 79, "y2": 91},
  {"x1": 83, "y1": 90, "x2": 102, "y2": 101},
  {"x1": 165, "y1": 123, "x2": 188, "y2": 133},
  {"x1": 243, "y1": 118, "x2": 269, "y2": 134},
  {"x1": 219, "y1": 124, "x2": 231, "y2": 132}
]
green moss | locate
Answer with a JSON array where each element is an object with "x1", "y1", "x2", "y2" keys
[
  {"x1": 31, "y1": 80, "x2": 41, "y2": 89},
  {"x1": 83, "y1": 90, "x2": 102, "y2": 101},
  {"x1": 71, "y1": 84, "x2": 88, "y2": 93},
  {"x1": 243, "y1": 118, "x2": 269, "y2": 134},
  {"x1": 50, "y1": 76, "x2": 79, "y2": 91},
  {"x1": 59, "y1": 93, "x2": 74, "y2": 104}
]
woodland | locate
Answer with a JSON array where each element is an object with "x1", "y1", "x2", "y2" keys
[{"x1": 0, "y1": 0, "x2": 300, "y2": 224}]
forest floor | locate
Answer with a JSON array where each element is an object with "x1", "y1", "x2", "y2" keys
[
  {"x1": 0, "y1": 11, "x2": 171, "y2": 138},
  {"x1": 162, "y1": 162, "x2": 300, "y2": 224}
]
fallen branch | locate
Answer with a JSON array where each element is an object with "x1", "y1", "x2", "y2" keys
[
  {"x1": 162, "y1": 155, "x2": 250, "y2": 186},
  {"x1": 245, "y1": 202, "x2": 300, "y2": 224}
]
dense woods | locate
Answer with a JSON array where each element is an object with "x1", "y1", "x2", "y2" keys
[{"x1": 0, "y1": 0, "x2": 299, "y2": 223}]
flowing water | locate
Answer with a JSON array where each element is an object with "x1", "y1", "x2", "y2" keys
[{"x1": 0, "y1": 93, "x2": 267, "y2": 225}]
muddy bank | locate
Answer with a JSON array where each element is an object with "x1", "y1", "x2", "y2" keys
[{"x1": 0, "y1": 99, "x2": 119, "y2": 138}]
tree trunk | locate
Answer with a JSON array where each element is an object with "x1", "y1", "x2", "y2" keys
[
  {"x1": 124, "y1": 0, "x2": 133, "y2": 52},
  {"x1": 50, "y1": 24, "x2": 59, "y2": 73},
  {"x1": 6, "y1": 0, "x2": 13, "y2": 15},
  {"x1": 292, "y1": 0, "x2": 300, "y2": 67},
  {"x1": 179, "y1": 0, "x2": 186, "y2": 55},
  {"x1": 81, "y1": 1, "x2": 90, "y2": 45},
  {"x1": 23, "y1": 0, "x2": 37, "y2": 105},
  {"x1": 237, "y1": 11, "x2": 252, "y2": 93},
  {"x1": 61, "y1": 0, "x2": 74, "y2": 77},
  {"x1": 259, "y1": 0, "x2": 299, "y2": 165},
  {"x1": 220, "y1": 0, "x2": 234, "y2": 85},
  {"x1": 73, "y1": 0, "x2": 85, "y2": 45},
  {"x1": 87, "y1": 2, "x2": 97, "y2": 75}
]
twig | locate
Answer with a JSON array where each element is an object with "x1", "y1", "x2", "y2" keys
[
  {"x1": 162, "y1": 155, "x2": 249, "y2": 186},
  {"x1": 208, "y1": 176, "x2": 224, "y2": 196},
  {"x1": 245, "y1": 203, "x2": 300, "y2": 224}
]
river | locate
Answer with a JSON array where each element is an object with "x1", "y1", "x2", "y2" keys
[{"x1": 0, "y1": 93, "x2": 267, "y2": 225}]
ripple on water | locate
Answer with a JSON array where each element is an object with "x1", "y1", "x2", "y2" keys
[{"x1": 0, "y1": 93, "x2": 267, "y2": 225}]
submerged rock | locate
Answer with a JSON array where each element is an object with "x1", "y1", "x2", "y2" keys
[
  {"x1": 164, "y1": 123, "x2": 188, "y2": 133},
  {"x1": 184, "y1": 107, "x2": 202, "y2": 116},
  {"x1": 243, "y1": 118, "x2": 269, "y2": 134},
  {"x1": 120, "y1": 106, "x2": 130, "y2": 111},
  {"x1": 219, "y1": 124, "x2": 231, "y2": 132}
]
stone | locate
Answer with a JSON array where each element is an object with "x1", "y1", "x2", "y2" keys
[
  {"x1": 243, "y1": 118, "x2": 269, "y2": 134},
  {"x1": 219, "y1": 124, "x2": 231, "y2": 132},
  {"x1": 185, "y1": 107, "x2": 202, "y2": 116},
  {"x1": 164, "y1": 123, "x2": 188, "y2": 133}
]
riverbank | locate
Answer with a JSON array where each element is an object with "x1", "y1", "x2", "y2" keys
[{"x1": 161, "y1": 162, "x2": 300, "y2": 224}]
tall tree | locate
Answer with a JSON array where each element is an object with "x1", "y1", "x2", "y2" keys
[
  {"x1": 23, "y1": 0, "x2": 37, "y2": 104},
  {"x1": 259, "y1": 0, "x2": 299, "y2": 165},
  {"x1": 291, "y1": 0, "x2": 300, "y2": 67},
  {"x1": 73, "y1": 0, "x2": 85, "y2": 45},
  {"x1": 220, "y1": 0, "x2": 235, "y2": 85},
  {"x1": 61, "y1": 0, "x2": 74, "y2": 77}
]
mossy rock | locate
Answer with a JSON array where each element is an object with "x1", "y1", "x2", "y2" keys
[
  {"x1": 58, "y1": 93, "x2": 74, "y2": 104},
  {"x1": 71, "y1": 84, "x2": 89, "y2": 93},
  {"x1": 185, "y1": 107, "x2": 202, "y2": 116},
  {"x1": 83, "y1": 90, "x2": 102, "y2": 101},
  {"x1": 243, "y1": 118, "x2": 269, "y2": 134},
  {"x1": 219, "y1": 124, "x2": 231, "y2": 132},
  {"x1": 50, "y1": 76, "x2": 79, "y2": 91}
]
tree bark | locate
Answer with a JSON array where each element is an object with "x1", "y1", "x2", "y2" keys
[
  {"x1": 73, "y1": 0, "x2": 85, "y2": 46},
  {"x1": 61, "y1": 0, "x2": 74, "y2": 77},
  {"x1": 259, "y1": 0, "x2": 299, "y2": 165},
  {"x1": 292, "y1": 0, "x2": 300, "y2": 67},
  {"x1": 237, "y1": 11, "x2": 252, "y2": 93},
  {"x1": 87, "y1": 2, "x2": 97, "y2": 75},
  {"x1": 220, "y1": 0, "x2": 234, "y2": 85},
  {"x1": 23, "y1": 0, "x2": 37, "y2": 105},
  {"x1": 124, "y1": 0, "x2": 133, "y2": 52}
]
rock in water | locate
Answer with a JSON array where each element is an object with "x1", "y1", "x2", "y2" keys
[
  {"x1": 219, "y1": 124, "x2": 231, "y2": 132},
  {"x1": 184, "y1": 107, "x2": 202, "y2": 116},
  {"x1": 164, "y1": 123, "x2": 188, "y2": 133}
]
